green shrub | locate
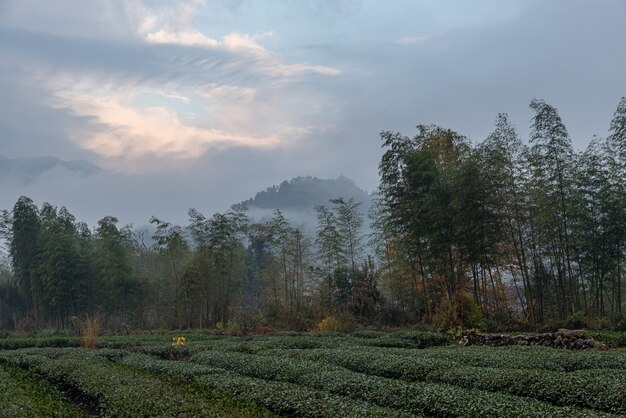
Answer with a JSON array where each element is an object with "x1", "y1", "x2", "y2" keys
[
  {"x1": 0, "y1": 363, "x2": 85, "y2": 417},
  {"x1": 318, "y1": 316, "x2": 342, "y2": 332},
  {"x1": 0, "y1": 351, "x2": 275, "y2": 417},
  {"x1": 120, "y1": 353, "x2": 409, "y2": 418},
  {"x1": 588, "y1": 331, "x2": 626, "y2": 348},
  {"x1": 261, "y1": 345, "x2": 626, "y2": 414},
  {"x1": 3, "y1": 333, "x2": 625, "y2": 417},
  {"x1": 0, "y1": 337, "x2": 81, "y2": 350},
  {"x1": 436, "y1": 292, "x2": 485, "y2": 329},
  {"x1": 359, "y1": 331, "x2": 451, "y2": 348},
  {"x1": 191, "y1": 349, "x2": 601, "y2": 417}
]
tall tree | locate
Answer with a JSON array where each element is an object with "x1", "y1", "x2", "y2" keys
[
  {"x1": 94, "y1": 216, "x2": 138, "y2": 328},
  {"x1": 478, "y1": 114, "x2": 535, "y2": 322},
  {"x1": 150, "y1": 216, "x2": 191, "y2": 327},
  {"x1": 606, "y1": 97, "x2": 626, "y2": 312},
  {"x1": 9, "y1": 196, "x2": 41, "y2": 324},
  {"x1": 528, "y1": 98, "x2": 577, "y2": 317}
]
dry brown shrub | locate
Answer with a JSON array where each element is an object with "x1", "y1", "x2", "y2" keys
[{"x1": 81, "y1": 315, "x2": 100, "y2": 349}]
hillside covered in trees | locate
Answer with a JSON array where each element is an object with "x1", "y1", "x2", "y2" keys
[
  {"x1": 242, "y1": 175, "x2": 372, "y2": 235},
  {"x1": 244, "y1": 176, "x2": 371, "y2": 211},
  {"x1": 0, "y1": 97, "x2": 624, "y2": 333}
]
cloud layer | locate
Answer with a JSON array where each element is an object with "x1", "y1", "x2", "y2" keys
[
  {"x1": 1, "y1": 0, "x2": 341, "y2": 171},
  {"x1": 1, "y1": 0, "x2": 625, "y2": 226}
]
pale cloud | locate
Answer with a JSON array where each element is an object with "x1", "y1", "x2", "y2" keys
[
  {"x1": 198, "y1": 84, "x2": 256, "y2": 100},
  {"x1": 144, "y1": 29, "x2": 340, "y2": 76},
  {"x1": 278, "y1": 63, "x2": 341, "y2": 77},
  {"x1": 145, "y1": 29, "x2": 218, "y2": 47},
  {"x1": 138, "y1": 14, "x2": 158, "y2": 34},
  {"x1": 138, "y1": 1, "x2": 340, "y2": 77},
  {"x1": 132, "y1": 0, "x2": 205, "y2": 34},
  {"x1": 394, "y1": 36, "x2": 428, "y2": 45},
  {"x1": 30, "y1": 66, "x2": 331, "y2": 172},
  {"x1": 154, "y1": 90, "x2": 191, "y2": 104},
  {"x1": 0, "y1": 0, "x2": 342, "y2": 173},
  {"x1": 221, "y1": 31, "x2": 272, "y2": 54},
  {"x1": 61, "y1": 90, "x2": 280, "y2": 169}
]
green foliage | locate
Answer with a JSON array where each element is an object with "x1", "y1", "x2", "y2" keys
[
  {"x1": 191, "y1": 347, "x2": 603, "y2": 417},
  {"x1": 2, "y1": 333, "x2": 626, "y2": 416},
  {"x1": 436, "y1": 292, "x2": 485, "y2": 329},
  {"x1": 318, "y1": 316, "x2": 341, "y2": 332},
  {"x1": 0, "y1": 336, "x2": 81, "y2": 350},
  {"x1": 358, "y1": 331, "x2": 451, "y2": 348},
  {"x1": 0, "y1": 350, "x2": 275, "y2": 417},
  {"x1": 268, "y1": 345, "x2": 625, "y2": 414},
  {"x1": 587, "y1": 330, "x2": 626, "y2": 348},
  {"x1": 0, "y1": 363, "x2": 85, "y2": 417},
  {"x1": 122, "y1": 352, "x2": 406, "y2": 417}
]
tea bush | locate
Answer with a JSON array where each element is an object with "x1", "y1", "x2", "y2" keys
[
  {"x1": 190, "y1": 349, "x2": 605, "y2": 417},
  {"x1": 1, "y1": 332, "x2": 625, "y2": 417},
  {"x1": 0, "y1": 351, "x2": 275, "y2": 417},
  {"x1": 0, "y1": 363, "x2": 85, "y2": 417},
  {"x1": 120, "y1": 353, "x2": 412, "y2": 417}
]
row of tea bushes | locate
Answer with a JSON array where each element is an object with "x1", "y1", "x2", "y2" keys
[
  {"x1": 268, "y1": 347, "x2": 625, "y2": 414},
  {"x1": 420, "y1": 345, "x2": 626, "y2": 372},
  {"x1": 0, "y1": 351, "x2": 275, "y2": 417},
  {"x1": 342, "y1": 345, "x2": 626, "y2": 372},
  {"x1": 190, "y1": 349, "x2": 607, "y2": 417},
  {"x1": 172, "y1": 331, "x2": 451, "y2": 354},
  {"x1": 0, "y1": 337, "x2": 81, "y2": 350},
  {"x1": 0, "y1": 330, "x2": 450, "y2": 353},
  {"x1": 0, "y1": 363, "x2": 85, "y2": 417},
  {"x1": 430, "y1": 366, "x2": 626, "y2": 414},
  {"x1": 119, "y1": 352, "x2": 413, "y2": 418},
  {"x1": 356, "y1": 331, "x2": 451, "y2": 348},
  {"x1": 263, "y1": 347, "x2": 460, "y2": 380}
]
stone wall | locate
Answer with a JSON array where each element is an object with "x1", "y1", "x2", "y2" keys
[{"x1": 459, "y1": 329, "x2": 605, "y2": 350}]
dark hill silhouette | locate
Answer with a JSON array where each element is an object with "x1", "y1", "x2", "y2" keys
[{"x1": 243, "y1": 175, "x2": 370, "y2": 211}]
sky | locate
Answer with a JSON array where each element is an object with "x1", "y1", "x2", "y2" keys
[{"x1": 1, "y1": 0, "x2": 625, "y2": 227}]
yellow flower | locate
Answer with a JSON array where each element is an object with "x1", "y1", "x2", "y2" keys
[{"x1": 172, "y1": 336, "x2": 187, "y2": 346}]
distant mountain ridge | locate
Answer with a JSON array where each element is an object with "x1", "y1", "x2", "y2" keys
[
  {"x1": 243, "y1": 175, "x2": 371, "y2": 211},
  {"x1": 0, "y1": 154, "x2": 102, "y2": 183}
]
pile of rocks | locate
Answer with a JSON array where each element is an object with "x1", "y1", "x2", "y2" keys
[{"x1": 459, "y1": 329, "x2": 604, "y2": 350}]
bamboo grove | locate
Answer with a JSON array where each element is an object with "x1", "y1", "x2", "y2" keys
[
  {"x1": 0, "y1": 97, "x2": 624, "y2": 331},
  {"x1": 373, "y1": 98, "x2": 625, "y2": 327}
]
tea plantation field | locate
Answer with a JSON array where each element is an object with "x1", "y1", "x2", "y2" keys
[{"x1": 0, "y1": 331, "x2": 625, "y2": 417}]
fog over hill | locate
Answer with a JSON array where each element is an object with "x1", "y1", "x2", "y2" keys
[
  {"x1": 245, "y1": 175, "x2": 370, "y2": 210},
  {"x1": 243, "y1": 175, "x2": 372, "y2": 233},
  {"x1": 0, "y1": 154, "x2": 102, "y2": 184},
  {"x1": 0, "y1": 156, "x2": 372, "y2": 239}
]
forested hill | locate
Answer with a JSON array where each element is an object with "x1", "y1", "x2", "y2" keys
[
  {"x1": 0, "y1": 154, "x2": 102, "y2": 184},
  {"x1": 243, "y1": 175, "x2": 371, "y2": 211}
]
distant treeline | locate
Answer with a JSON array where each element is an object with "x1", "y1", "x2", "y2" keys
[{"x1": 0, "y1": 97, "x2": 624, "y2": 332}]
